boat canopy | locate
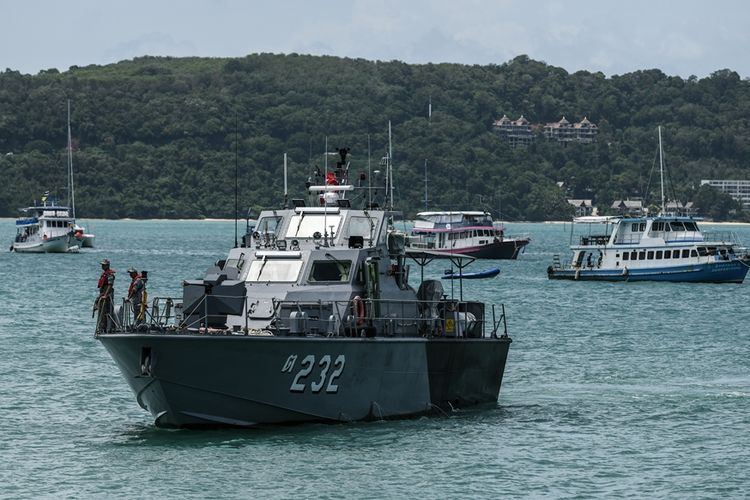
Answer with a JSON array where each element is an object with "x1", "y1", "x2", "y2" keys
[{"x1": 573, "y1": 216, "x2": 621, "y2": 224}]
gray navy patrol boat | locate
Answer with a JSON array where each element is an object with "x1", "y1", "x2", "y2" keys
[{"x1": 96, "y1": 146, "x2": 512, "y2": 428}]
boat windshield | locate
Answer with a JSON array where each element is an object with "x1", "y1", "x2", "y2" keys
[
  {"x1": 286, "y1": 214, "x2": 342, "y2": 238},
  {"x1": 246, "y1": 258, "x2": 303, "y2": 282},
  {"x1": 256, "y1": 216, "x2": 282, "y2": 235},
  {"x1": 345, "y1": 216, "x2": 377, "y2": 240}
]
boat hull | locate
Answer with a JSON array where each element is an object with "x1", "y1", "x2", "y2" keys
[
  {"x1": 12, "y1": 235, "x2": 69, "y2": 253},
  {"x1": 431, "y1": 238, "x2": 529, "y2": 260},
  {"x1": 547, "y1": 260, "x2": 749, "y2": 283},
  {"x1": 98, "y1": 334, "x2": 512, "y2": 427}
]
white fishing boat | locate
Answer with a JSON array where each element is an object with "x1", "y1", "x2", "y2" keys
[{"x1": 11, "y1": 198, "x2": 74, "y2": 253}]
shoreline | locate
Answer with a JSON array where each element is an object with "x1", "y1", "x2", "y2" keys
[{"x1": 1, "y1": 217, "x2": 749, "y2": 226}]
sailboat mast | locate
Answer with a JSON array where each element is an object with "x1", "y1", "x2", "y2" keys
[
  {"x1": 658, "y1": 125, "x2": 665, "y2": 214},
  {"x1": 67, "y1": 100, "x2": 75, "y2": 219}
]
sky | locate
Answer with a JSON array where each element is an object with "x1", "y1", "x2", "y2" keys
[{"x1": 1, "y1": 0, "x2": 749, "y2": 79}]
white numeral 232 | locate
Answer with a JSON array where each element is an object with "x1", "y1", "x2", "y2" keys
[{"x1": 283, "y1": 354, "x2": 346, "y2": 393}]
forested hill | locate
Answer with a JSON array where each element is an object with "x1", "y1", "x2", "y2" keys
[{"x1": 0, "y1": 54, "x2": 748, "y2": 220}]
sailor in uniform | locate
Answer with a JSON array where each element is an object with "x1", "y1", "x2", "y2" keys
[{"x1": 95, "y1": 259, "x2": 116, "y2": 333}]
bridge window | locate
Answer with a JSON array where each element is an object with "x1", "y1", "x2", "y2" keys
[
  {"x1": 656, "y1": 251, "x2": 663, "y2": 259},
  {"x1": 246, "y1": 259, "x2": 303, "y2": 282},
  {"x1": 308, "y1": 260, "x2": 352, "y2": 282}
]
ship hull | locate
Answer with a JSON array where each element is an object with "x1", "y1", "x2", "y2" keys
[
  {"x1": 421, "y1": 238, "x2": 529, "y2": 260},
  {"x1": 547, "y1": 260, "x2": 749, "y2": 283},
  {"x1": 98, "y1": 334, "x2": 511, "y2": 427},
  {"x1": 12, "y1": 234, "x2": 69, "y2": 253}
]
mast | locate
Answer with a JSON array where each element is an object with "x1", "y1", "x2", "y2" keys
[
  {"x1": 423, "y1": 159, "x2": 428, "y2": 211},
  {"x1": 234, "y1": 113, "x2": 239, "y2": 247},
  {"x1": 283, "y1": 152, "x2": 288, "y2": 209},
  {"x1": 367, "y1": 134, "x2": 372, "y2": 208},
  {"x1": 658, "y1": 125, "x2": 665, "y2": 215},
  {"x1": 388, "y1": 121, "x2": 394, "y2": 211},
  {"x1": 323, "y1": 137, "x2": 329, "y2": 247},
  {"x1": 67, "y1": 100, "x2": 75, "y2": 219}
]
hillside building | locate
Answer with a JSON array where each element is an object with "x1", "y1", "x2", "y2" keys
[
  {"x1": 492, "y1": 114, "x2": 535, "y2": 147},
  {"x1": 700, "y1": 179, "x2": 750, "y2": 210},
  {"x1": 544, "y1": 117, "x2": 598, "y2": 143},
  {"x1": 567, "y1": 199, "x2": 596, "y2": 217}
]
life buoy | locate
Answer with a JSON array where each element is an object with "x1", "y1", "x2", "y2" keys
[{"x1": 352, "y1": 295, "x2": 366, "y2": 326}]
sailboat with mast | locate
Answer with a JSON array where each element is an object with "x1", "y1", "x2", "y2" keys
[
  {"x1": 547, "y1": 126, "x2": 750, "y2": 282},
  {"x1": 65, "y1": 100, "x2": 96, "y2": 248}
]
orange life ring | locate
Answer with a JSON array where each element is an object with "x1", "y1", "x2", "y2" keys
[{"x1": 352, "y1": 295, "x2": 366, "y2": 326}]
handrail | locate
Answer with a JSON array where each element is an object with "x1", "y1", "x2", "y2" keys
[{"x1": 102, "y1": 293, "x2": 507, "y2": 340}]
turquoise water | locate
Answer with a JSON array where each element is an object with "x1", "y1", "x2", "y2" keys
[{"x1": 1, "y1": 219, "x2": 749, "y2": 499}]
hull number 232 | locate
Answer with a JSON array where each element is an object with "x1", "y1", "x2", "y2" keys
[{"x1": 282, "y1": 354, "x2": 346, "y2": 393}]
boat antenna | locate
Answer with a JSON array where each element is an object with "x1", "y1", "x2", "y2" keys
[
  {"x1": 324, "y1": 136, "x2": 329, "y2": 247},
  {"x1": 658, "y1": 125, "x2": 665, "y2": 215},
  {"x1": 67, "y1": 99, "x2": 75, "y2": 219},
  {"x1": 283, "y1": 152, "x2": 288, "y2": 209},
  {"x1": 388, "y1": 121, "x2": 394, "y2": 212},
  {"x1": 234, "y1": 112, "x2": 239, "y2": 248},
  {"x1": 423, "y1": 159, "x2": 428, "y2": 211},
  {"x1": 367, "y1": 134, "x2": 372, "y2": 208}
]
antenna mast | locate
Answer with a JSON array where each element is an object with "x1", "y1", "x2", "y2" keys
[
  {"x1": 67, "y1": 99, "x2": 75, "y2": 219},
  {"x1": 283, "y1": 152, "x2": 288, "y2": 209},
  {"x1": 234, "y1": 113, "x2": 239, "y2": 247},
  {"x1": 658, "y1": 125, "x2": 665, "y2": 214},
  {"x1": 388, "y1": 121, "x2": 394, "y2": 211},
  {"x1": 423, "y1": 159, "x2": 428, "y2": 210},
  {"x1": 367, "y1": 134, "x2": 372, "y2": 208}
]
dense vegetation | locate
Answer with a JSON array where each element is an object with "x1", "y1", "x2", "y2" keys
[{"x1": 0, "y1": 54, "x2": 747, "y2": 220}]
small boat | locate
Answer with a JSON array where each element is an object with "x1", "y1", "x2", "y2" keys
[
  {"x1": 70, "y1": 223, "x2": 95, "y2": 248},
  {"x1": 11, "y1": 199, "x2": 74, "y2": 253},
  {"x1": 96, "y1": 129, "x2": 513, "y2": 428},
  {"x1": 64, "y1": 100, "x2": 95, "y2": 249},
  {"x1": 408, "y1": 211, "x2": 529, "y2": 259},
  {"x1": 442, "y1": 267, "x2": 500, "y2": 280}
]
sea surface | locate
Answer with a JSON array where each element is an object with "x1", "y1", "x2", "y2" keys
[{"x1": 1, "y1": 219, "x2": 749, "y2": 499}]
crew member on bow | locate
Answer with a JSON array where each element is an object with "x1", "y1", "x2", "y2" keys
[
  {"x1": 95, "y1": 259, "x2": 116, "y2": 333},
  {"x1": 127, "y1": 267, "x2": 146, "y2": 325}
]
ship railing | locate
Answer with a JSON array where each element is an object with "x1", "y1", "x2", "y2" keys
[
  {"x1": 578, "y1": 234, "x2": 610, "y2": 246},
  {"x1": 104, "y1": 294, "x2": 509, "y2": 339},
  {"x1": 273, "y1": 297, "x2": 508, "y2": 339},
  {"x1": 111, "y1": 296, "x2": 181, "y2": 332},
  {"x1": 611, "y1": 234, "x2": 642, "y2": 245},
  {"x1": 699, "y1": 230, "x2": 743, "y2": 245}
]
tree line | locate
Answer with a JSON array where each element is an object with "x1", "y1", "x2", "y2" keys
[{"x1": 0, "y1": 53, "x2": 747, "y2": 220}]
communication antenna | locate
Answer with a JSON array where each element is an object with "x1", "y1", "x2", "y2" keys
[
  {"x1": 388, "y1": 121, "x2": 394, "y2": 211},
  {"x1": 423, "y1": 159, "x2": 428, "y2": 210},
  {"x1": 234, "y1": 112, "x2": 239, "y2": 248},
  {"x1": 367, "y1": 134, "x2": 372, "y2": 208},
  {"x1": 283, "y1": 152, "x2": 288, "y2": 209},
  {"x1": 658, "y1": 125, "x2": 665, "y2": 215},
  {"x1": 323, "y1": 136, "x2": 329, "y2": 247},
  {"x1": 67, "y1": 99, "x2": 75, "y2": 219}
]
